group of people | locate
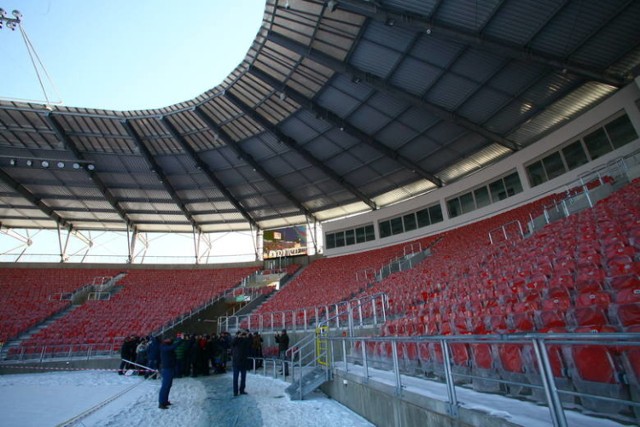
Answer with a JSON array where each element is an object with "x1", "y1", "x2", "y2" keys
[
  {"x1": 118, "y1": 331, "x2": 265, "y2": 381},
  {"x1": 118, "y1": 329, "x2": 284, "y2": 409}
]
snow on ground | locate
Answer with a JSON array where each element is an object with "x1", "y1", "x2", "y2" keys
[
  {"x1": 0, "y1": 369, "x2": 374, "y2": 427},
  {"x1": 0, "y1": 364, "x2": 632, "y2": 427}
]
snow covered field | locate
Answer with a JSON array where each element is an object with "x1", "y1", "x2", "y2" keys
[{"x1": 0, "y1": 370, "x2": 374, "y2": 427}]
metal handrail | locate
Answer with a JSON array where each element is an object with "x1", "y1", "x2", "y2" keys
[
  {"x1": 218, "y1": 292, "x2": 388, "y2": 334},
  {"x1": 326, "y1": 332, "x2": 640, "y2": 427}
]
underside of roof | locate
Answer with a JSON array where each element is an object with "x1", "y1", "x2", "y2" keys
[{"x1": 0, "y1": 0, "x2": 638, "y2": 233}]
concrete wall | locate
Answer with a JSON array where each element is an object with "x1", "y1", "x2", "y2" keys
[{"x1": 322, "y1": 370, "x2": 522, "y2": 427}]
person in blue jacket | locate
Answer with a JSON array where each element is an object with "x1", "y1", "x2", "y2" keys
[{"x1": 158, "y1": 336, "x2": 181, "y2": 409}]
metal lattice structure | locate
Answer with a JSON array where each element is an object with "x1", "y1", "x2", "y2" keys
[{"x1": 1, "y1": 0, "x2": 639, "y2": 236}]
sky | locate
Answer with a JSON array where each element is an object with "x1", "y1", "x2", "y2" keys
[
  {"x1": 0, "y1": 0, "x2": 265, "y2": 110},
  {"x1": 0, "y1": 1, "x2": 270, "y2": 263},
  {"x1": 0, "y1": 364, "x2": 629, "y2": 427}
]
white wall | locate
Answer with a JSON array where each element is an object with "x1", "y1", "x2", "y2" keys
[{"x1": 323, "y1": 83, "x2": 640, "y2": 257}]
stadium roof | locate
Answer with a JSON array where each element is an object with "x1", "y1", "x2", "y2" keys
[{"x1": 0, "y1": 0, "x2": 638, "y2": 234}]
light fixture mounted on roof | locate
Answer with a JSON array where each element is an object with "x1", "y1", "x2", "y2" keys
[{"x1": 0, "y1": 155, "x2": 95, "y2": 171}]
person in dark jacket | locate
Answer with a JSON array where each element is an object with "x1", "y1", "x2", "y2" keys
[
  {"x1": 231, "y1": 330, "x2": 252, "y2": 396},
  {"x1": 146, "y1": 336, "x2": 161, "y2": 379},
  {"x1": 275, "y1": 329, "x2": 290, "y2": 376},
  {"x1": 159, "y1": 337, "x2": 181, "y2": 409}
]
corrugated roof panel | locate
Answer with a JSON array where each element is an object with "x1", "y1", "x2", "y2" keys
[
  {"x1": 529, "y1": 0, "x2": 630, "y2": 59},
  {"x1": 372, "y1": 180, "x2": 437, "y2": 208},
  {"x1": 349, "y1": 40, "x2": 403, "y2": 80},
  {"x1": 427, "y1": 73, "x2": 480, "y2": 111},
  {"x1": 435, "y1": 0, "x2": 504, "y2": 33},
  {"x1": 367, "y1": 92, "x2": 410, "y2": 119},
  {"x1": 349, "y1": 105, "x2": 393, "y2": 135},
  {"x1": 400, "y1": 134, "x2": 442, "y2": 162},
  {"x1": 396, "y1": 107, "x2": 440, "y2": 132},
  {"x1": 457, "y1": 86, "x2": 512, "y2": 124},
  {"x1": 570, "y1": 2, "x2": 640, "y2": 69},
  {"x1": 375, "y1": 120, "x2": 419, "y2": 151},
  {"x1": 451, "y1": 49, "x2": 506, "y2": 83},
  {"x1": 363, "y1": 20, "x2": 416, "y2": 52},
  {"x1": 316, "y1": 86, "x2": 362, "y2": 118},
  {"x1": 302, "y1": 134, "x2": 351, "y2": 162},
  {"x1": 380, "y1": 0, "x2": 439, "y2": 17},
  {"x1": 314, "y1": 201, "x2": 371, "y2": 222},
  {"x1": 390, "y1": 57, "x2": 443, "y2": 95},
  {"x1": 438, "y1": 143, "x2": 511, "y2": 184},
  {"x1": 482, "y1": 0, "x2": 565, "y2": 47},
  {"x1": 508, "y1": 82, "x2": 618, "y2": 145}
]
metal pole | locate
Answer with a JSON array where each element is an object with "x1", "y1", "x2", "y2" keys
[
  {"x1": 361, "y1": 339, "x2": 369, "y2": 383},
  {"x1": 441, "y1": 340, "x2": 459, "y2": 417},
  {"x1": 342, "y1": 339, "x2": 348, "y2": 373},
  {"x1": 532, "y1": 338, "x2": 568, "y2": 427},
  {"x1": 391, "y1": 340, "x2": 402, "y2": 396}
]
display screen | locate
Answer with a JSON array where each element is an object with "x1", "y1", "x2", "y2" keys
[{"x1": 263, "y1": 226, "x2": 307, "y2": 259}]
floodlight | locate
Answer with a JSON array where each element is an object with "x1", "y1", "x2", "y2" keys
[
  {"x1": 57, "y1": 161, "x2": 65, "y2": 168},
  {"x1": 72, "y1": 162, "x2": 81, "y2": 169},
  {"x1": 0, "y1": 8, "x2": 6, "y2": 17},
  {"x1": 41, "y1": 160, "x2": 49, "y2": 168},
  {"x1": 9, "y1": 159, "x2": 16, "y2": 166},
  {"x1": 12, "y1": 10, "x2": 22, "y2": 19},
  {"x1": 87, "y1": 164, "x2": 95, "y2": 171},
  {"x1": 25, "y1": 159, "x2": 33, "y2": 167}
]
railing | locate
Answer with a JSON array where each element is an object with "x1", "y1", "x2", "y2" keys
[
  {"x1": 217, "y1": 292, "x2": 388, "y2": 334},
  {"x1": 2, "y1": 342, "x2": 121, "y2": 362},
  {"x1": 488, "y1": 220, "x2": 524, "y2": 245},
  {"x1": 327, "y1": 332, "x2": 640, "y2": 427}
]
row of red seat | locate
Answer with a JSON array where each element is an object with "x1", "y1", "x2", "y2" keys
[
  {"x1": 0, "y1": 268, "x2": 118, "y2": 342},
  {"x1": 14, "y1": 267, "x2": 257, "y2": 350},
  {"x1": 361, "y1": 178, "x2": 640, "y2": 415}
]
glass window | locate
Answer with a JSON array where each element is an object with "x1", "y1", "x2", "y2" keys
[
  {"x1": 584, "y1": 128, "x2": 612, "y2": 160},
  {"x1": 527, "y1": 161, "x2": 546, "y2": 187},
  {"x1": 365, "y1": 225, "x2": 375, "y2": 241},
  {"x1": 379, "y1": 220, "x2": 391, "y2": 238},
  {"x1": 542, "y1": 152, "x2": 565, "y2": 180},
  {"x1": 326, "y1": 233, "x2": 336, "y2": 249},
  {"x1": 403, "y1": 213, "x2": 417, "y2": 231},
  {"x1": 474, "y1": 186, "x2": 491, "y2": 209},
  {"x1": 489, "y1": 179, "x2": 507, "y2": 202},
  {"x1": 503, "y1": 172, "x2": 523, "y2": 196},
  {"x1": 416, "y1": 208, "x2": 430, "y2": 228},
  {"x1": 390, "y1": 217, "x2": 404, "y2": 235},
  {"x1": 447, "y1": 198, "x2": 461, "y2": 218},
  {"x1": 605, "y1": 115, "x2": 638, "y2": 148},
  {"x1": 345, "y1": 229, "x2": 355, "y2": 246},
  {"x1": 429, "y1": 205, "x2": 443, "y2": 223},
  {"x1": 355, "y1": 227, "x2": 366, "y2": 243},
  {"x1": 562, "y1": 140, "x2": 589, "y2": 170},
  {"x1": 335, "y1": 232, "x2": 345, "y2": 247},
  {"x1": 459, "y1": 192, "x2": 475, "y2": 214}
]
